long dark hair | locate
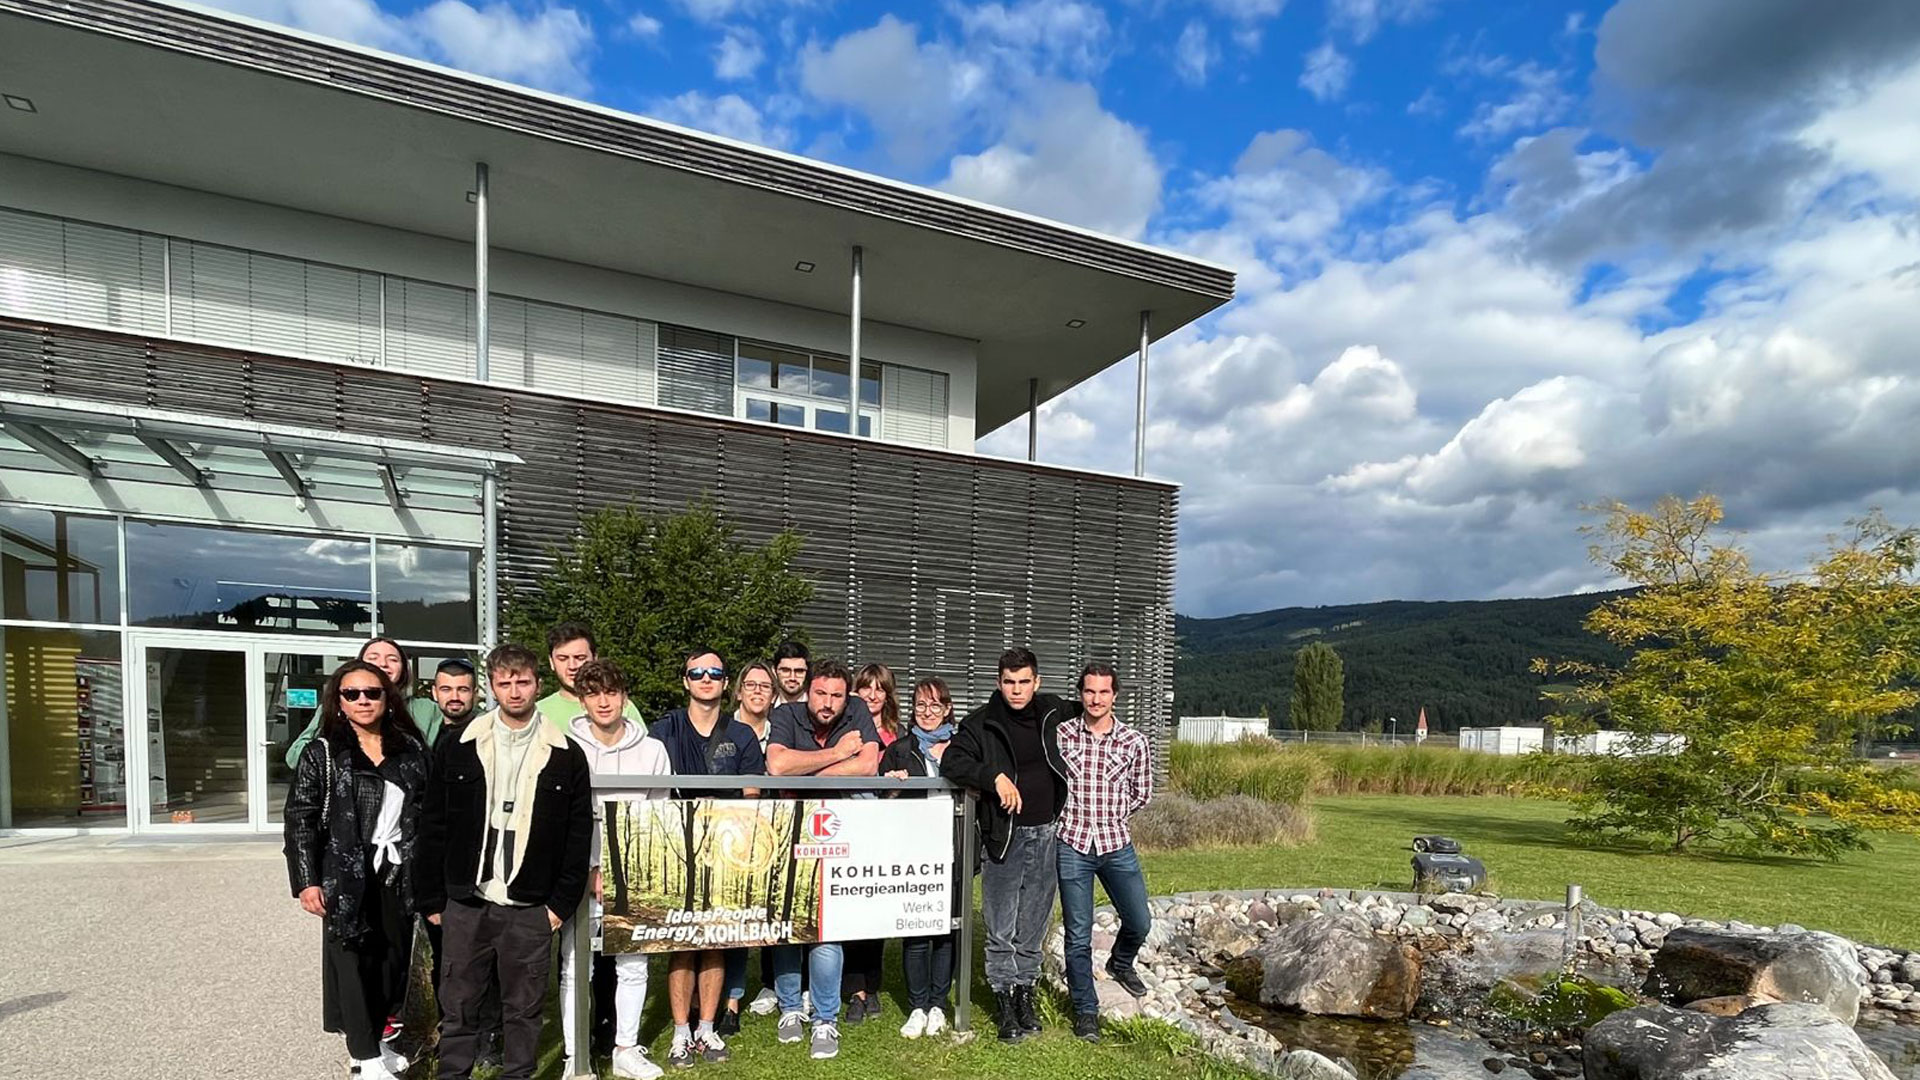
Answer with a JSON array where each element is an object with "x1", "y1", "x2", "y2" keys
[
  {"x1": 359, "y1": 636, "x2": 415, "y2": 700},
  {"x1": 855, "y1": 663, "x2": 902, "y2": 738},
  {"x1": 319, "y1": 659, "x2": 424, "y2": 756}
]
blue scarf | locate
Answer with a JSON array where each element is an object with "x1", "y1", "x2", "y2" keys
[{"x1": 912, "y1": 721, "x2": 954, "y2": 759}]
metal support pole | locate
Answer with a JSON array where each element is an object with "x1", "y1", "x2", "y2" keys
[
  {"x1": 955, "y1": 790, "x2": 978, "y2": 1033},
  {"x1": 1134, "y1": 310, "x2": 1151, "y2": 476},
  {"x1": 849, "y1": 245, "x2": 864, "y2": 435},
  {"x1": 480, "y1": 472, "x2": 499, "y2": 648},
  {"x1": 475, "y1": 162, "x2": 491, "y2": 382},
  {"x1": 565, "y1": 889, "x2": 593, "y2": 1079},
  {"x1": 1026, "y1": 377, "x2": 1038, "y2": 462}
]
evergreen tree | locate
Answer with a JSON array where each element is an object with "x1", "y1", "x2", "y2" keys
[{"x1": 1289, "y1": 641, "x2": 1345, "y2": 731}]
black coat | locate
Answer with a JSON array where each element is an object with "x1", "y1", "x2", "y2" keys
[
  {"x1": 414, "y1": 710, "x2": 594, "y2": 918},
  {"x1": 282, "y1": 731, "x2": 429, "y2": 944},
  {"x1": 939, "y1": 692, "x2": 1079, "y2": 863},
  {"x1": 879, "y1": 733, "x2": 944, "y2": 797}
]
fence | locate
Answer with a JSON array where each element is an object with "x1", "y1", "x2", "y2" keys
[{"x1": 565, "y1": 775, "x2": 978, "y2": 1079}]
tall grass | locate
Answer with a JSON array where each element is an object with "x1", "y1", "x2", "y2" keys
[
  {"x1": 1132, "y1": 794, "x2": 1316, "y2": 851},
  {"x1": 1170, "y1": 739, "x2": 1591, "y2": 802}
]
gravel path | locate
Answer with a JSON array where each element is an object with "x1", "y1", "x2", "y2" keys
[{"x1": 0, "y1": 835, "x2": 342, "y2": 1080}]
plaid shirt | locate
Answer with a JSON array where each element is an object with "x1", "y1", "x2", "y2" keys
[{"x1": 1055, "y1": 714, "x2": 1153, "y2": 856}]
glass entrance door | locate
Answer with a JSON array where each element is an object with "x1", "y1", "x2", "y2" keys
[
  {"x1": 129, "y1": 637, "x2": 254, "y2": 830},
  {"x1": 262, "y1": 646, "x2": 360, "y2": 824}
]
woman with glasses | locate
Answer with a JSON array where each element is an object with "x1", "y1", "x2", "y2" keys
[
  {"x1": 841, "y1": 662, "x2": 903, "y2": 1024},
  {"x1": 285, "y1": 636, "x2": 444, "y2": 769},
  {"x1": 283, "y1": 660, "x2": 430, "y2": 1080},
  {"x1": 879, "y1": 677, "x2": 959, "y2": 1038},
  {"x1": 718, "y1": 661, "x2": 778, "y2": 1037}
]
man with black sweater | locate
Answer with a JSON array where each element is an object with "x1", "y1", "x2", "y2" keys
[{"x1": 940, "y1": 647, "x2": 1080, "y2": 1043}]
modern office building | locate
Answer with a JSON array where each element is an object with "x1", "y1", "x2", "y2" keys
[{"x1": 0, "y1": 0, "x2": 1233, "y2": 833}]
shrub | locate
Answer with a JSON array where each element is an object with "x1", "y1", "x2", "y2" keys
[
  {"x1": 1171, "y1": 739, "x2": 1592, "y2": 800},
  {"x1": 1132, "y1": 794, "x2": 1315, "y2": 851},
  {"x1": 1170, "y1": 740, "x2": 1323, "y2": 804}
]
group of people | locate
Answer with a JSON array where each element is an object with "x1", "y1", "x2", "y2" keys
[{"x1": 281, "y1": 624, "x2": 1155, "y2": 1080}]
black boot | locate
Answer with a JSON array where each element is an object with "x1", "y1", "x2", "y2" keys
[
  {"x1": 995, "y1": 989, "x2": 1027, "y2": 1043},
  {"x1": 1014, "y1": 984, "x2": 1042, "y2": 1035}
]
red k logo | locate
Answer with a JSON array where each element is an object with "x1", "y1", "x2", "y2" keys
[{"x1": 808, "y1": 807, "x2": 842, "y2": 841}]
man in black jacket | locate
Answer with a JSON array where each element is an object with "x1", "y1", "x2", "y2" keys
[
  {"x1": 939, "y1": 647, "x2": 1079, "y2": 1043},
  {"x1": 417, "y1": 643, "x2": 594, "y2": 1080}
]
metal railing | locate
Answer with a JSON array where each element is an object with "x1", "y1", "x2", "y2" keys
[{"x1": 566, "y1": 775, "x2": 978, "y2": 1079}]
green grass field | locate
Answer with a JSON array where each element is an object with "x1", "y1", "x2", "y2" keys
[
  {"x1": 497, "y1": 792, "x2": 1920, "y2": 1077},
  {"x1": 1143, "y1": 794, "x2": 1920, "y2": 947}
]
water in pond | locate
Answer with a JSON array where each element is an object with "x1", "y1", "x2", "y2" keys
[{"x1": 1860, "y1": 1011, "x2": 1920, "y2": 1080}]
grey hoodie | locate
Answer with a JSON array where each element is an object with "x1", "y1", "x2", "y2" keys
[{"x1": 566, "y1": 714, "x2": 672, "y2": 865}]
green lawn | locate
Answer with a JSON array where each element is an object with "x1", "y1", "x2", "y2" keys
[{"x1": 1141, "y1": 793, "x2": 1920, "y2": 947}]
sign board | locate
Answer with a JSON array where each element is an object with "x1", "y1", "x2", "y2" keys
[
  {"x1": 286, "y1": 687, "x2": 319, "y2": 709},
  {"x1": 598, "y1": 796, "x2": 953, "y2": 954}
]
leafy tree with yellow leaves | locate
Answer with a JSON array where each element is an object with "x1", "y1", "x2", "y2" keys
[{"x1": 1538, "y1": 495, "x2": 1920, "y2": 858}]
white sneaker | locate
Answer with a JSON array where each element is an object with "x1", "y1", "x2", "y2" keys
[
  {"x1": 899, "y1": 1008, "x2": 928, "y2": 1039},
  {"x1": 749, "y1": 987, "x2": 779, "y2": 1016},
  {"x1": 379, "y1": 1045, "x2": 410, "y2": 1076},
  {"x1": 924, "y1": 1006, "x2": 948, "y2": 1036},
  {"x1": 612, "y1": 1046, "x2": 664, "y2": 1080},
  {"x1": 352, "y1": 1058, "x2": 395, "y2": 1080}
]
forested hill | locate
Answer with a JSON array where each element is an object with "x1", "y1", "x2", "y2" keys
[{"x1": 1173, "y1": 592, "x2": 1630, "y2": 732}]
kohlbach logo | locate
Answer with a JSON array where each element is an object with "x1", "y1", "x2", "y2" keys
[{"x1": 808, "y1": 808, "x2": 842, "y2": 842}]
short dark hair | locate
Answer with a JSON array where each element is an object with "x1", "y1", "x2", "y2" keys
[
  {"x1": 684, "y1": 647, "x2": 724, "y2": 669},
  {"x1": 998, "y1": 647, "x2": 1039, "y2": 676},
  {"x1": 434, "y1": 657, "x2": 476, "y2": 680},
  {"x1": 1078, "y1": 661, "x2": 1120, "y2": 694},
  {"x1": 574, "y1": 659, "x2": 627, "y2": 696},
  {"x1": 487, "y1": 643, "x2": 540, "y2": 678},
  {"x1": 808, "y1": 659, "x2": 852, "y2": 691},
  {"x1": 547, "y1": 621, "x2": 596, "y2": 655},
  {"x1": 772, "y1": 640, "x2": 810, "y2": 664}
]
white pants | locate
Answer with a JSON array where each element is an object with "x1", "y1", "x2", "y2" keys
[{"x1": 558, "y1": 907, "x2": 650, "y2": 1054}]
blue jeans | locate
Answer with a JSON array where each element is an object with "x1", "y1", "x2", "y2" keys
[
  {"x1": 723, "y1": 948, "x2": 748, "y2": 1005},
  {"x1": 1057, "y1": 842, "x2": 1151, "y2": 1016},
  {"x1": 771, "y1": 943, "x2": 842, "y2": 1024}
]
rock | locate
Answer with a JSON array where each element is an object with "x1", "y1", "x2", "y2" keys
[
  {"x1": 1583, "y1": 1002, "x2": 1897, "y2": 1079},
  {"x1": 1902, "y1": 961, "x2": 1920, "y2": 985},
  {"x1": 1654, "y1": 913, "x2": 1684, "y2": 930},
  {"x1": 1247, "y1": 900, "x2": 1278, "y2": 926},
  {"x1": 1275, "y1": 1048, "x2": 1360, "y2": 1080},
  {"x1": 1681, "y1": 995, "x2": 1765, "y2": 1017},
  {"x1": 1094, "y1": 977, "x2": 1145, "y2": 1019},
  {"x1": 1230, "y1": 912, "x2": 1424, "y2": 1019},
  {"x1": 1188, "y1": 910, "x2": 1259, "y2": 963},
  {"x1": 1645, "y1": 928, "x2": 1866, "y2": 1025},
  {"x1": 1468, "y1": 909, "x2": 1513, "y2": 935},
  {"x1": 1432, "y1": 893, "x2": 1478, "y2": 915},
  {"x1": 1401, "y1": 906, "x2": 1435, "y2": 929}
]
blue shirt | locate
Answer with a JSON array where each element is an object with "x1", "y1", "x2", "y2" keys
[
  {"x1": 650, "y1": 708, "x2": 766, "y2": 780},
  {"x1": 767, "y1": 698, "x2": 879, "y2": 757}
]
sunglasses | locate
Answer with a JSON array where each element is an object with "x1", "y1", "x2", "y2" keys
[
  {"x1": 339, "y1": 687, "x2": 386, "y2": 702},
  {"x1": 685, "y1": 666, "x2": 728, "y2": 682}
]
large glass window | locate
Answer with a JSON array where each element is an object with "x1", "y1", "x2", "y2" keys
[
  {"x1": 736, "y1": 344, "x2": 882, "y2": 437},
  {"x1": 2, "y1": 627, "x2": 125, "y2": 828},
  {"x1": 0, "y1": 507, "x2": 121, "y2": 624},
  {"x1": 377, "y1": 542, "x2": 480, "y2": 644},
  {"x1": 126, "y1": 523, "x2": 374, "y2": 636}
]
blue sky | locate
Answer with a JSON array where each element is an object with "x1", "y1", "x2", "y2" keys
[{"x1": 223, "y1": 0, "x2": 1920, "y2": 616}]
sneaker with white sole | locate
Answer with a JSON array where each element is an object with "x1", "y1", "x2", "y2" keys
[
  {"x1": 352, "y1": 1058, "x2": 395, "y2": 1080},
  {"x1": 379, "y1": 1045, "x2": 410, "y2": 1077},
  {"x1": 924, "y1": 1006, "x2": 948, "y2": 1037},
  {"x1": 899, "y1": 1008, "x2": 928, "y2": 1039},
  {"x1": 749, "y1": 988, "x2": 779, "y2": 1016},
  {"x1": 668, "y1": 1032, "x2": 697, "y2": 1069},
  {"x1": 612, "y1": 1046, "x2": 664, "y2": 1080},
  {"x1": 777, "y1": 1011, "x2": 807, "y2": 1044},
  {"x1": 809, "y1": 1022, "x2": 840, "y2": 1060},
  {"x1": 698, "y1": 1031, "x2": 729, "y2": 1064}
]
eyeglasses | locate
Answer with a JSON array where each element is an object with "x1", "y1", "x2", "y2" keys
[
  {"x1": 740, "y1": 681, "x2": 774, "y2": 693},
  {"x1": 914, "y1": 701, "x2": 949, "y2": 713},
  {"x1": 685, "y1": 666, "x2": 728, "y2": 682},
  {"x1": 775, "y1": 664, "x2": 808, "y2": 675},
  {"x1": 339, "y1": 687, "x2": 385, "y2": 702}
]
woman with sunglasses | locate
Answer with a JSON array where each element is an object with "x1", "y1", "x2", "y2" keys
[
  {"x1": 285, "y1": 636, "x2": 444, "y2": 769},
  {"x1": 879, "y1": 677, "x2": 959, "y2": 1038},
  {"x1": 718, "y1": 661, "x2": 778, "y2": 1036},
  {"x1": 283, "y1": 660, "x2": 430, "y2": 1080},
  {"x1": 839, "y1": 662, "x2": 903, "y2": 1025}
]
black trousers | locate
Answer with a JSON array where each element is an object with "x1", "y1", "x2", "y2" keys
[
  {"x1": 902, "y1": 934, "x2": 955, "y2": 1012},
  {"x1": 321, "y1": 878, "x2": 410, "y2": 1060},
  {"x1": 438, "y1": 899, "x2": 553, "y2": 1080},
  {"x1": 427, "y1": 915, "x2": 502, "y2": 1037},
  {"x1": 843, "y1": 938, "x2": 886, "y2": 1000}
]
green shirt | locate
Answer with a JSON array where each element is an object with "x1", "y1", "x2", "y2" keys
[
  {"x1": 536, "y1": 691, "x2": 643, "y2": 731},
  {"x1": 282, "y1": 696, "x2": 442, "y2": 770}
]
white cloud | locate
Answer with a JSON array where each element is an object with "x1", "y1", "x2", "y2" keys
[
  {"x1": 1457, "y1": 60, "x2": 1571, "y2": 140},
  {"x1": 940, "y1": 83, "x2": 1162, "y2": 239},
  {"x1": 1207, "y1": 0, "x2": 1286, "y2": 20},
  {"x1": 1330, "y1": 0, "x2": 1434, "y2": 43},
  {"x1": 648, "y1": 91, "x2": 792, "y2": 147},
  {"x1": 1175, "y1": 20, "x2": 1215, "y2": 87},
  {"x1": 1802, "y1": 60, "x2": 1920, "y2": 198},
  {"x1": 714, "y1": 27, "x2": 764, "y2": 80},
  {"x1": 625, "y1": 10, "x2": 662, "y2": 37},
  {"x1": 216, "y1": 0, "x2": 597, "y2": 94},
  {"x1": 953, "y1": 0, "x2": 1112, "y2": 80},
  {"x1": 798, "y1": 15, "x2": 986, "y2": 169},
  {"x1": 1299, "y1": 42, "x2": 1353, "y2": 102}
]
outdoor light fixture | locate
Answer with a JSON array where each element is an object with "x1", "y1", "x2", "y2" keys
[
  {"x1": 1065, "y1": 318, "x2": 1086, "y2": 328},
  {"x1": 794, "y1": 260, "x2": 816, "y2": 273},
  {"x1": 3, "y1": 94, "x2": 36, "y2": 113}
]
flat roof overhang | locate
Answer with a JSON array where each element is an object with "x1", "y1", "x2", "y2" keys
[{"x1": 0, "y1": 0, "x2": 1235, "y2": 434}]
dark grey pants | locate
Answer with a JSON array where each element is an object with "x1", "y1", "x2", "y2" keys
[
  {"x1": 437, "y1": 899, "x2": 554, "y2": 1080},
  {"x1": 981, "y1": 824, "x2": 1058, "y2": 991}
]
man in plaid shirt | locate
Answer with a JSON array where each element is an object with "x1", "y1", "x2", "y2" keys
[{"x1": 1055, "y1": 660, "x2": 1154, "y2": 1042}]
